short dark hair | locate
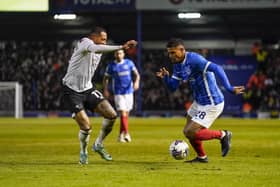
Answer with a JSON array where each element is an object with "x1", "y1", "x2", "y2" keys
[
  {"x1": 166, "y1": 38, "x2": 185, "y2": 48},
  {"x1": 90, "y1": 26, "x2": 106, "y2": 35}
]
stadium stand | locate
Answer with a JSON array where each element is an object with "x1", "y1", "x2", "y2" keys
[{"x1": 0, "y1": 41, "x2": 279, "y2": 117}]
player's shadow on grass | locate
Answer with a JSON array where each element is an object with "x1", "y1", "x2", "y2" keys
[
  {"x1": 93, "y1": 160, "x2": 176, "y2": 168},
  {"x1": 0, "y1": 159, "x2": 221, "y2": 167},
  {"x1": 1, "y1": 159, "x2": 171, "y2": 166},
  {"x1": 0, "y1": 161, "x2": 81, "y2": 166}
]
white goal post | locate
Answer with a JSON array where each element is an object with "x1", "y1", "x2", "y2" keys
[{"x1": 0, "y1": 82, "x2": 23, "y2": 118}]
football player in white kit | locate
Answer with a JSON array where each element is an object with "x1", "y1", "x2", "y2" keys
[{"x1": 62, "y1": 26, "x2": 137, "y2": 164}]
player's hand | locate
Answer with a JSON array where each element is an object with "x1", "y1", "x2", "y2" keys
[
  {"x1": 156, "y1": 67, "x2": 169, "y2": 78},
  {"x1": 123, "y1": 40, "x2": 137, "y2": 49},
  {"x1": 233, "y1": 86, "x2": 245, "y2": 95},
  {"x1": 133, "y1": 81, "x2": 139, "y2": 91}
]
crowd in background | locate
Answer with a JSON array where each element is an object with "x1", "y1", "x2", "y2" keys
[
  {"x1": 140, "y1": 49, "x2": 192, "y2": 111},
  {"x1": 0, "y1": 41, "x2": 71, "y2": 110},
  {"x1": 243, "y1": 43, "x2": 280, "y2": 117},
  {"x1": 0, "y1": 41, "x2": 192, "y2": 112},
  {"x1": 0, "y1": 41, "x2": 279, "y2": 116}
]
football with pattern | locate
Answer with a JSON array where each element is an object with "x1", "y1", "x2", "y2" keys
[{"x1": 169, "y1": 140, "x2": 189, "y2": 160}]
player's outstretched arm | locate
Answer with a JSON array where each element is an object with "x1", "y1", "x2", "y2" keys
[
  {"x1": 89, "y1": 44, "x2": 122, "y2": 53},
  {"x1": 89, "y1": 40, "x2": 137, "y2": 53},
  {"x1": 156, "y1": 67, "x2": 179, "y2": 92},
  {"x1": 207, "y1": 63, "x2": 234, "y2": 93},
  {"x1": 207, "y1": 62, "x2": 245, "y2": 95}
]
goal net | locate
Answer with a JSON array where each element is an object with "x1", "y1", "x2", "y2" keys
[{"x1": 0, "y1": 82, "x2": 23, "y2": 118}]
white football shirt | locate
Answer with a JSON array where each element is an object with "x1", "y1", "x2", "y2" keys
[{"x1": 62, "y1": 37, "x2": 122, "y2": 92}]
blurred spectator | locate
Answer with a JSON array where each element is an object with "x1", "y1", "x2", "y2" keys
[
  {"x1": 247, "y1": 70, "x2": 266, "y2": 90},
  {"x1": 245, "y1": 45, "x2": 280, "y2": 115},
  {"x1": 251, "y1": 42, "x2": 261, "y2": 55},
  {"x1": 245, "y1": 70, "x2": 266, "y2": 111},
  {"x1": 252, "y1": 42, "x2": 268, "y2": 72}
]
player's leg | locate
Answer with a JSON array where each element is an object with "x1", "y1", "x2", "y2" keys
[
  {"x1": 79, "y1": 88, "x2": 115, "y2": 161},
  {"x1": 62, "y1": 85, "x2": 91, "y2": 164},
  {"x1": 74, "y1": 110, "x2": 92, "y2": 164},
  {"x1": 117, "y1": 110, "x2": 126, "y2": 142},
  {"x1": 115, "y1": 94, "x2": 133, "y2": 142},
  {"x1": 120, "y1": 110, "x2": 129, "y2": 134},
  {"x1": 92, "y1": 99, "x2": 117, "y2": 161},
  {"x1": 192, "y1": 102, "x2": 232, "y2": 157},
  {"x1": 121, "y1": 111, "x2": 131, "y2": 142},
  {"x1": 94, "y1": 99, "x2": 117, "y2": 144},
  {"x1": 184, "y1": 101, "x2": 231, "y2": 163},
  {"x1": 183, "y1": 118, "x2": 209, "y2": 163},
  {"x1": 184, "y1": 103, "x2": 207, "y2": 162}
]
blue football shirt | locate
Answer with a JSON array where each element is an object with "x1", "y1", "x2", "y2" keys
[
  {"x1": 167, "y1": 52, "x2": 225, "y2": 105},
  {"x1": 105, "y1": 59, "x2": 136, "y2": 95}
]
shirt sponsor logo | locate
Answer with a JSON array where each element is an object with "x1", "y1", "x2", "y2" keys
[
  {"x1": 74, "y1": 0, "x2": 133, "y2": 6},
  {"x1": 118, "y1": 71, "x2": 130, "y2": 76}
]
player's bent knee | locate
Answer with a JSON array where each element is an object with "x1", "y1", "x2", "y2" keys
[
  {"x1": 103, "y1": 108, "x2": 117, "y2": 120},
  {"x1": 106, "y1": 104, "x2": 117, "y2": 119},
  {"x1": 183, "y1": 129, "x2": 196, "y2": 139},
  {"x1": 96, "y1": 100, "x2": 117, "y2": 120},
  {"x1": 108, "y1": 110, "x2": 117, "y2": 120}
]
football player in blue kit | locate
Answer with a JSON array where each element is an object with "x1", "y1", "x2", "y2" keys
[
  {"x1": 103, "y1": 49, "x2": 140, "y2": 143},
  {"x1": 156, "y1": 38, "x2": 245, "y2": 163}
]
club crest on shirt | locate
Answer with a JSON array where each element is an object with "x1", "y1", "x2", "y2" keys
[{"x1": 123, "y1": 64, "x2": 128, "y2": 69}]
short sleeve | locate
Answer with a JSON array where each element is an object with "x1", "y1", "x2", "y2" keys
[
  {"x1": 105, "y1": 63, "x2": 112, "y2": 77},
  {"x1": 128, "y1": 60, "x2": 137, "y2": 71}
]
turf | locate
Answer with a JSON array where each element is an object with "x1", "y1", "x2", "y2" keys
[{"x1": 0, "y1": 117, "x2": 279, "y2": 187}]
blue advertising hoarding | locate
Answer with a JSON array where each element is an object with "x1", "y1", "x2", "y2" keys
[
  {"x1": 208, "y1": 56, "x2": 257, "y2": 115},
  {"x1": 50, "y1": 0, "x2": 136, "y2": 12}
]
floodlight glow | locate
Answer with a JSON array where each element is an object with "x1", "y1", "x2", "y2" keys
[
  {"x1": 178, "y1": 13, "x2": 201, "y2": 19},
  {"x1": 54, "y1": 14, "x2": 77, "y2": 20}
]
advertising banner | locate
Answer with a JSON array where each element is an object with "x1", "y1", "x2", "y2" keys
[
  {"x1": 137, "y1": 0, "x2": 280, "y2": 10},
  {"x1": 208, "y1": 56, "x2": 257, "y2": 114},
  {"x1": 51, "y1": 0, "x2": 136, "y2": 12}
]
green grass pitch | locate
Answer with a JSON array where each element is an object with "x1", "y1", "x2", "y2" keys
[{"x1": 0, "y1": 117, "x2": 280, "y2": 187}]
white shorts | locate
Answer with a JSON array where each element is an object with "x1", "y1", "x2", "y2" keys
[
  {"x1": 187, "y1": 101, "x2": 224, "y2": 128},
  {"x1": 114, "y1": 94, "x2": 134, "y2": 112}
]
